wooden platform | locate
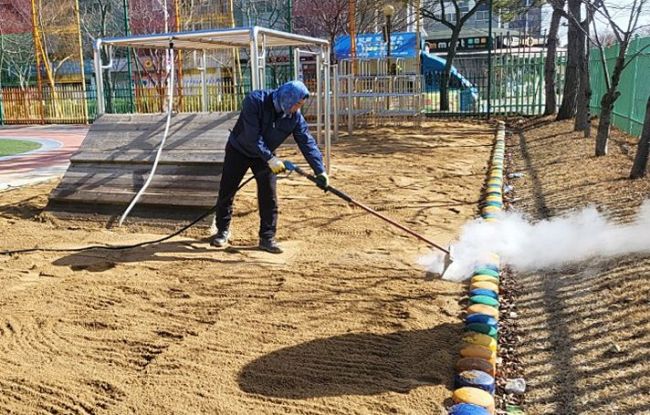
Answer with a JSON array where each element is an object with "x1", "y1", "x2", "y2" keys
[{"x1": 46, "y1": 112, "x2": 239, "y2": 224}]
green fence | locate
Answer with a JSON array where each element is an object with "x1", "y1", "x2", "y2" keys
[{"x1": 590, "y1": 36, "x2": 650, "y2": 136}]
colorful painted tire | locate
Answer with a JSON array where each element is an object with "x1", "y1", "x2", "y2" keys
[
  {"x1": 455, "y1": 370, "x2": 496, "y2": 394},
  {"x1": 453, "y1": 387, "x2": 495, "y2": 414},
  {"x1": 473, "y1": 268, "x2": 499, "y2": 278},
  {"x1": 456, "y1": 357, "x2": 496, "y2": 376},
  {"x1": 463, "y1": 332, "x2": 497, "y2": 351},
  {"x1": 470, "y1": 281, "x2": 499, "y2": 292},
  {"x1": 469, "y1": 288, "x2": 498, "y2": 299},
  {"x1": 469, "y1": 295, "x2": 499, "y2": 308},
  {"x1": 471, "y1": 275, "x2": 499, "y2": 284},
  {"x1": 465, "y1": 323, "x2": 498, "y2": 338},
  {"x1": 448, "y1": 403, "x2": 492, "y2": 415},
  {"x1": 465, "y1": 314, "x2": 498, "y2": 327},
  {"x1": 467, "y1": 304, "x2": 499, "y2": 318},
  {"x1": 482, "y1": 206, "x2": 501, "y2": 214},
  {"x1": 460, "y1": 344, "x2": 496, "y2": 360}
]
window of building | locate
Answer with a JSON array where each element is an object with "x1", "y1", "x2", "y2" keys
[{"x1": 475, "y1": 10, "x2": 489, "y2": 22}]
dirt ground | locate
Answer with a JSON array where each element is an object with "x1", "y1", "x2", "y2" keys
[
  {"x1": 0, "y1": 121, "x2": 495, "y2": 415},
  {"x1": 507, "y1": 118, "x2": 650, "y2": 415}
]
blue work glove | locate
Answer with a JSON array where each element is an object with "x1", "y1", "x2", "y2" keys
[{"x1": 314, "y1": 172, "x2": 329, "y2": 190}]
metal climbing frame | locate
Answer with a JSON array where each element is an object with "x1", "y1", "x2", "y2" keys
[
  {"x1": 335, "y1": 58, "x2": 423, "y2": 134},
  {"x1": 93, "y1": 26, "x2": 334, "y2": 172}
]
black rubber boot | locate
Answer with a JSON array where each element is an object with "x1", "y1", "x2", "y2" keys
[
  {"x1": 259, "y1": 238, "x2": 283, "y2": 254},
  {"x1": 211, "y1": 230, "x2": 231, "y2": 247}
]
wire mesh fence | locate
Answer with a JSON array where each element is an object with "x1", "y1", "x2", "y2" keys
[{"x1": 590, "y1": 36, "x2": 650, "y2": 136}]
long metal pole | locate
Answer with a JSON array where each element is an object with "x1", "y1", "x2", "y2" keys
[
  {"x1": 324, "y1": 46, "x2": 331, "y2": 174},
  {"x1": 250, "y1": 29, "x2": 260, "y2": 89},
  {"x1": 201, "y1": 50, "x2": 208, "y2": 112},
  {"x1": 288, "y1": 0, "x2": 293, "y2": 76},
  {"x1": 487, "y1": 0, "x2": 493, "y2": 119},
  {"x1": 316, "y1": 52, "x2": 322, "y2": 144},
  {"x1": 94, "y1": 41, "x2": 105, "y2": 115},
  {"x1": 122, "y1": 0, "x2": 134, "y2": 112},
  {"x1": 332, "y1": 64, "x2": 338, "y2": 143}
]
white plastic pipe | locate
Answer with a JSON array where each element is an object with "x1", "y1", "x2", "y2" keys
[{"x1": 119, "y1": 42, "x2": 176, "y2": 226}]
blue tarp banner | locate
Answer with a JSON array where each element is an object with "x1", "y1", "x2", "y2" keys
[{"x1": 334, "y1": 32, "x2": 417, "y2": 59}]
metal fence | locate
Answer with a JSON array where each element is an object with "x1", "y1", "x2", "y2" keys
[
  {"x1": 0, "y1": 64, "x2": 296, "y2": 125},
  {"x1": 590, "y1": 36, "x2": 650, "y2": 136},
  {"x1": 0, "y1": 49, "x2": 571, "y2": 125}
]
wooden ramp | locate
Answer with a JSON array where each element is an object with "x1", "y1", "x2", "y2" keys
[{"x1": 46, "y1": 112, "x2": 239, "y2": 224}]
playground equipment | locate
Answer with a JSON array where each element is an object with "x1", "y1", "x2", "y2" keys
[{"x1": 46, "y1": 27, "x2": 335, "y2": 224}]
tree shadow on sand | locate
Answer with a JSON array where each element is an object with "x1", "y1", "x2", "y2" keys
[{"x1": 238, "y1": 324, "x2": 461, "y2": 399}]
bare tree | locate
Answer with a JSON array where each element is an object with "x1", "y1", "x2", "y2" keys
[
  {"x1": 544, "y1": 0, "x2": 566, "y2": 115},
  {"x1": 589, "y1": 0, "x2": 650, "y2": 155},
  {"x1": 293, "y1": 0, "x2": 349, "y2": 58},
  {"x1": 421, "y1": 0, "x2": 487, "y2": 111},
  {"x1": 0, "y1": 2, "x2": 35, "y2": 89},
  {"x1": 574, "y1": 0, "x2": 595, "y2": 134},
  {"x1": 0, "y1": 33, "x2": 36, "y2": 89},
  {"x1": 79, "y1": 0, "x2": 128, "y2": 112},
  {"x1": 630, "y1": 95, "x2": 650, "y2": 178},
  {"x1": 557, "y1": 0, "x2": 581, "y2": 119}
]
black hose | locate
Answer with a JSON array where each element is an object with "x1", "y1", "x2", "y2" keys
[{"x1": 0, "y1": 174, "x2": 257, "y2": 256}]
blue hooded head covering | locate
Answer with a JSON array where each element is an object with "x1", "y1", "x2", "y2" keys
[{"x1": 272, "y1": 80, "x2": 310, "y2": 117}]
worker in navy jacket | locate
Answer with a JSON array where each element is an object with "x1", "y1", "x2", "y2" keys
[{"x1": 212, "y1": 80, "x2": 328, "y2": 253}]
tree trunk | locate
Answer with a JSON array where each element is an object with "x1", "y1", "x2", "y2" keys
[
  {"x1": 544, "y1": 2, "x2": 564, "y2": 115},
  {"x1": 574, "y1": 18, "x2": 590, "y2": 133},
  {"x1": 440, "y1": 28, "x2": 461, "y2": 112},
  {"x1": 595, "y1": 41, "x2": 628, "y2": 156},
  {"x1": 630, "y1": 96, "x2": 650, "y2": 178},
  {"x1": 557, "y1": 0, "x2": 581, "y2": 120},
  {"x1": 595, "y1": 92, "x2": 614, "y2": 155}
]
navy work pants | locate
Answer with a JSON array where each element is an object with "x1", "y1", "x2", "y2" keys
[{"x1": 215, "y1": 143, "x2": 278, "y2": 241}]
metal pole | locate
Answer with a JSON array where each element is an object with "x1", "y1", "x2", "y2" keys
[
  {"x1": 201, "y1": 50, "x2": 208, "y2": 112},
  {"x1": 487, "y1": 0, "x2": 493, "y2": 119},
  {"x1": 316, "y1": 52, "x2": 322, "y2": 144},
  {"x1": 259, "y1": 34, "x2": 267, "y2": 87},
  {"x1": 294, "y1": 48, "x2": 301, "y2": 80},
  {"x1": 333, "y1": 64, "x2": 339, "y2": 143},
  {"x1": 250, "y1": 30, "x2": 260, "y2": 89},
  {"x1": 94, "y1": 41, "x2": 105, "y2": 115},
  {"x1": 288, "y1": 0, "x2": 293, "y2": 76},
  {"x1": 122, "y1": 0, "x2": 134, "y2": 112},
  {"x1": 347, "y1": 74, "x2": 353, "y2": 134},
  {"x1": 324, "y1": 47, "x2": 331, "y2": 174}
]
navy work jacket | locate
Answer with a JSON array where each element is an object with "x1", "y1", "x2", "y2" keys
[{"x1": 228, "y1": 89, "x2": 325, "y2": 174}]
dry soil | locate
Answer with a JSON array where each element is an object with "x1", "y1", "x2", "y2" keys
[{"x1": 0, "y1": 120, "x2": 495, "y2": 414}]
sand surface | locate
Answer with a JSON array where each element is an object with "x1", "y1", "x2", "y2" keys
[
  {"x1": 507, "y1": 118, "x2": 650, "y2": 415},
  {"x1": 0, "y1": 121, "x2": 494, "y2": 414}
]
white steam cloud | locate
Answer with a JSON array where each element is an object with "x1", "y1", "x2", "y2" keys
[{"x1": 420, "y1": 200, "x2": 650, "y2": 281}]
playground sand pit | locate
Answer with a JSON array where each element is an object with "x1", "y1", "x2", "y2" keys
[
  {"x1": 507, "y1": 118, "x2": 650, "y2": 415},
  {"x1": 0, "y1": 121, "x2": 494, "y2": 414}
]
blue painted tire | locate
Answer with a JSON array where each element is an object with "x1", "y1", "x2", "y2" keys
[
  {"x1": 454, "y1": 370, "x2": 496, "y2": 394},
  {"x1": 466, "y1": 313, "x2": 499, "y2": 327},
  {"x1": 473, "y1": 268, "x2": 499, "y2": 278},
  {"x1": 469, "y1": 288, "x2": 498, "y2": 299},
  {"x1": 448, "y1": 402, "x2": 493, "y2": 415},
  {"x1": 465, "y1": 323, "x2": 498, "y2": 338}
]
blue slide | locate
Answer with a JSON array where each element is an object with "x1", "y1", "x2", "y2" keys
[{"x1": 420, "y1": 51, "x2": 478, "y2": 111}]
